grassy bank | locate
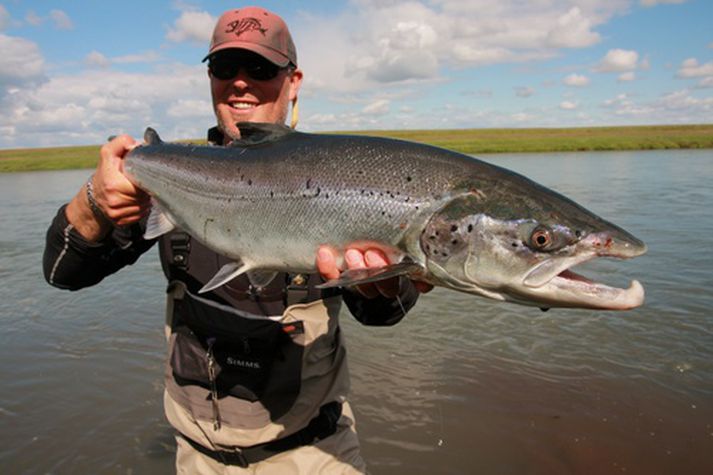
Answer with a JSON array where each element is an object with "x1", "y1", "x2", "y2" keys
[
  {"x1": 333, "y1": 124, "x2": 713, "y2": 154},
  {"x1": 1, "y1": 124, "x2": 712, "y2": 173}
]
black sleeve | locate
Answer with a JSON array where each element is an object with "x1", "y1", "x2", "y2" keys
[
  {"x1": 42, "y1": 204, "x2": 156, "y2": 290},
  {"x1": 342, "y1": 277, "x2": 420, "y2": 326}
]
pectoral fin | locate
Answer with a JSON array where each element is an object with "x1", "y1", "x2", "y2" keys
[
  {"x1": 144, "y1": 200, "x2": 176, "y2": 240},
  {"x1": 199, "y1": 261, "x2": 251, "y2": 293},
  {"x1": 316, "y1": 262, "x2": 424, "y2": 289}
]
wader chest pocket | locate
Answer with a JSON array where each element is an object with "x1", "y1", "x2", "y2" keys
[
  {"x1": 170, "y1": 293, "x2": 303, "y2": 403},
  {"x1": 171, "y1": 325, "x2": 283, "y2": 401}
]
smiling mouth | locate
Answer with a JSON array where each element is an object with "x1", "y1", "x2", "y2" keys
[{"x1": 229, "y1": 101, "x2": 257, "y2": 111}]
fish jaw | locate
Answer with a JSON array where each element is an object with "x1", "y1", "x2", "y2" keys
[
  {"x1": 514, "y1": 231, "x2": 647, "y2": 310},
  {"x1": 521, "y1": 271, "x2": 645, "y2": 310}
]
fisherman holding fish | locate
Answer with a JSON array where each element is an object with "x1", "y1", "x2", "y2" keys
[{"x1": 43, "y1": 6, "x2": 430, "y2": 474}]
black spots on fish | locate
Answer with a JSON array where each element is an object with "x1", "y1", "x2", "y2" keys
[
  {"x1": 270, "y1": 191, "x2": 274, "y2": 198},
  {"x1": 512, "y1": 242, "x2": 519, "y2": 248},
  {"x1": 247, "y1": 179, "x2": 252, "y2": 186},
  {"x1": 306, "y1": 178, "x2": 312, "y2": 189},
  {"x1": 468, "y1": 224, "x2": 473, "y2": 233},
  {"x1": 575, "y1": 229, "x2": 582, "y2": 238},
  {"x1": 451, "y1": 239, "x2": 459, "y2": 245},
  {"x1": 406, "y1": 176, "x2": 412, "y2": 182},
  {"x1": 315, "y1": 187, "x2": 321, "y2": 197},
  {"x1": 450, "y1": 224, "x2": 458, "y2": 233}
]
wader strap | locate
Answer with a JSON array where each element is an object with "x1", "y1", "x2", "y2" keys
[
  {"x1": 285, "y1": 273, "x2": 309, "y2": 307},
  {"x1": 169, "y1": 233, "x2": 191, "y2": 274},
  {"x1": 180, "y1": 401, "x2": 342, "y2": 468}
]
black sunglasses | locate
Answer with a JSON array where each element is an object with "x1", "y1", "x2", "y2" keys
[{"x1": 208, "y1": 51, "x2": 289, "y2": 81}]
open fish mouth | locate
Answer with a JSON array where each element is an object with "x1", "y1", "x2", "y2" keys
[
  {"x1": 517, "y1": 232, "x2": 647, "y2": 310},
  {"x1": 543, "y1": 266, "x2": 645, "y2": 310}
]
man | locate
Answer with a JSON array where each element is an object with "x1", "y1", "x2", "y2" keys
[{"x1": 43, "y1": 6, "x2": 429, "y2": 474}]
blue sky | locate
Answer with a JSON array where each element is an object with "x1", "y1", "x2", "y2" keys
[{"x1": 1, "y1": 0, "x2": 711, "y2": 148}]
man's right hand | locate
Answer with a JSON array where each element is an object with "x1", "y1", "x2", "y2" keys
[{"x1": 65, "y1": 134, "x2": 150, "y2": 242}]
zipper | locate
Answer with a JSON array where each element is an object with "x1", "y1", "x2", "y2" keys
[{"x1": 206, "y1": 337, "x2": 222, "y2": 431}]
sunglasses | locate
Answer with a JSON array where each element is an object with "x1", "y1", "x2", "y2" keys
[{"x1": 208, "y1": 52, "x2": 289, "y2": 81}]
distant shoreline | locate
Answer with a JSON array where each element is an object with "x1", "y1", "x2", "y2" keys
[{"x1": 2, "y1": 124, "x2": 712, "y2": 173}]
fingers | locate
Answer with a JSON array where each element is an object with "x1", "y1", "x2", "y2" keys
[
  {"x1": 345, "y1": 249, "x2": 381, "y2": 298},
  {"x1": 94, "y1": 134, "x2": 150, "y2": 224},
  {"x1": 316, "y1": 246, "x2": 340, "y2": 281},
  {"x1": 316, "y1": 246, "x2": 432, "y2": 299}
]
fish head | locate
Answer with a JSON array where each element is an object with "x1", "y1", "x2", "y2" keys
[{"x1": 420, "y1": 191, "x2": 647, "y2": 310}]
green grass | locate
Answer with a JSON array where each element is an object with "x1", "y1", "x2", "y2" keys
[
  {"x1": 328, "y1": 124, "x2": 713, "y2": 154},
  {"x1": 2, "y1": 124, "x2": 712, "y2": 173},
  {"x1": 0, "y1": 145, "x2": 100, "y2": 173}
]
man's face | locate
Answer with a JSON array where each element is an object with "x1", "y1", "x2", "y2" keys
[{"x1": 209, "y1": 50, "x2": 302, "y2": 138}]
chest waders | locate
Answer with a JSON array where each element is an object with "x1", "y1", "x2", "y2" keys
[{"x1": 159, "y1": 231, "x2": 350, "y2": 464}]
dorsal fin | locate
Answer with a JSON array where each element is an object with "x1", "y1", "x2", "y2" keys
[
  {"x1": 229, "y1": 122, "x2": 295, "y2": 147},
  {"x1": 144, "y1": 127, "x2": 163, "y2": 145}
]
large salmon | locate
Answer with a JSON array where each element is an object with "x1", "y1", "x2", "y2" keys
[{"x1": 124, "y1": 123, "x2": 646, "y2": 310}]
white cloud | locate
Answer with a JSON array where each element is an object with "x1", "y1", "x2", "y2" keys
[
  {"x1": 640, "y1": 0, "x2": 686, "y2": 6},
  {"x1": 601, "y1": 89, "x2": 712, "y2": 123},
  {"x1": 560, "y1": 100, "x2": 578, "y2": 110},
  {"x1": 166, "y1": 11, "x2": 215, "y2": 44},
  {"x1": 546, "y1": 7, "x2": 601, "y2": 48},
  {"x1": 85, "y1": 50, "x2": 161, "y2": 68},
  {"x1": 296, "y1": 0, "x2": 627, "y2": 93},
  {"x1": 25, "y1": 10, "x2": 42, "y2": 26},
  {"x1": 676, "y1": 58, "x2": 713, "y2": 78},
  {"x1": 515, "y1": 86, "x2": 534, "y2": 98},
  {"x1": 362, "y1": 99, "x2": 390, "y2": 115},
  {"x1": 618, "y1": 72, "x2": 636, "y2": 81},
  {"x1": 563, "y1": 73, "x2": 590, "y2": 86},
  {"x1": 85, "y1": 51, "x2": 111, "y2": 68},
  {"x1": 166, "y1": 99, "x2": 213, "y2": 119},
  {"x1": 0, "y1": 64, "x2": 211, "y2": 147},
  {"x1": 596, "y1": 49, "x2": 639, "y2": 72},
  {"x1": 0, "y1": 34, "x2": 45, "y2": 86},
  {"x1": 658, "y1": 89, "x2": 713, "y2": 111},
  {"x1": 695, "y1": 76, "x2": 713, "y2": 88},
  {"x1": 49, "y1": 9, "x2": 73, "y2": 30}
]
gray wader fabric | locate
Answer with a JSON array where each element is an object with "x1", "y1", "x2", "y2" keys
[{"x1": 163, "y1": 282, "x2": 365, "y2": 473}]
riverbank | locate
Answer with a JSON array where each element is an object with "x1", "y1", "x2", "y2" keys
[{"x1": 2, "y1": 124, "x2": 712, "y2": 173}]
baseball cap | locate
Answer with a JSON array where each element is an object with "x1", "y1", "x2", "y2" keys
[{"x1": 203, "y1": 7, "x2": 297, "y2": 67}]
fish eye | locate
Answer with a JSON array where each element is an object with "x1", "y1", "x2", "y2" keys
[{"x1": 530, "y1": 227, "x2": 552, "y2": 250}]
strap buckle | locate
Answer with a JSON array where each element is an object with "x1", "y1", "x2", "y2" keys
[{"x1": 219, "y1": 449, "x2": 249, "y2": 468}]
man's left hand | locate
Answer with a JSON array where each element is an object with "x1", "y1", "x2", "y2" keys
[{"x1": 316, "y1": 245, "x2": 433, "y2": 299}]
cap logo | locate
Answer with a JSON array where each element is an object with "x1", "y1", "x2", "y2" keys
[{"x1": 225, "y1": 17, "x2": 267, "y2": 37}]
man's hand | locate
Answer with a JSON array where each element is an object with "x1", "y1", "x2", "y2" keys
[
  {"x1": 316, "y1": 245, "x2": 433, "y2": 299},
  {"x1": 66, "y1": 135, "x2": 150, "y2": 241}
]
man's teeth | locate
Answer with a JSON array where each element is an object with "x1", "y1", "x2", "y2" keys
[{"x1": 232, "y1": 102, "x2": 254, "y2": 109}]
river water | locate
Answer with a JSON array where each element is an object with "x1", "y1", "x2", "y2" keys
[{"x1": 1, "y1": 149, "x2": 711, "y2": 474}]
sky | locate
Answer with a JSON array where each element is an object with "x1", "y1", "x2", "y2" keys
[{"x1": 0, "y1": 0, "x2": 711, "y2": 148}]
